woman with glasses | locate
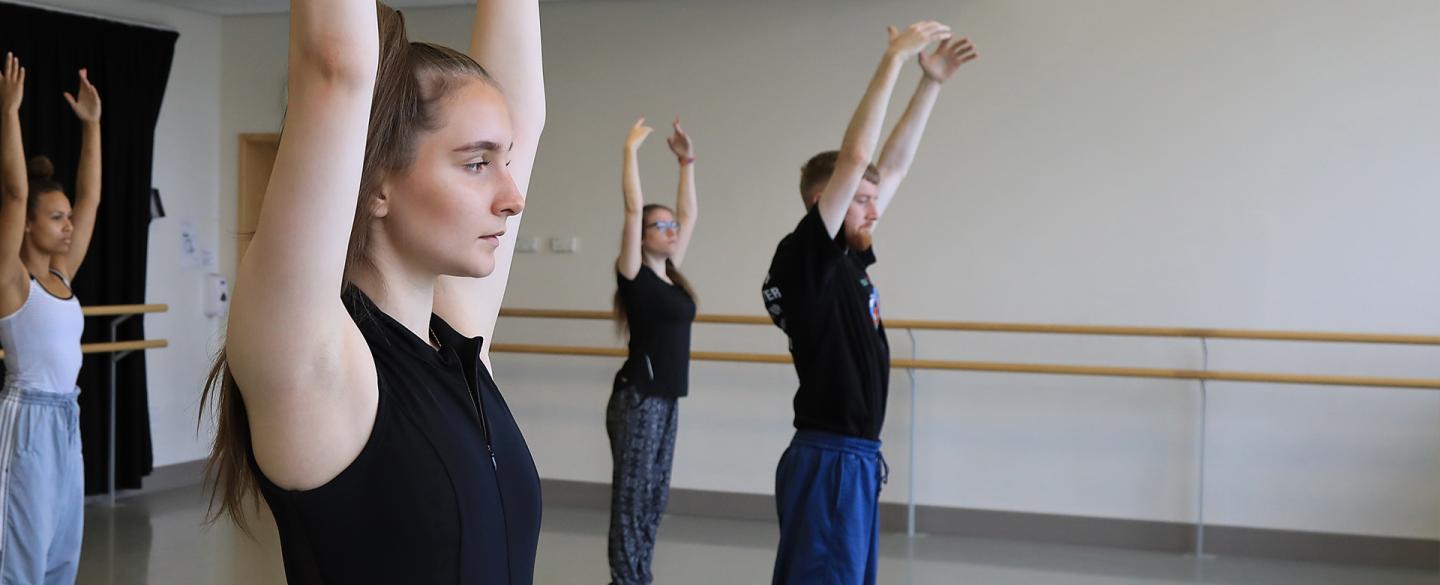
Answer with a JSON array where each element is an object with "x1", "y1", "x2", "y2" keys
[{"x1": 607, "y1": 116, "x2": 698, "y2": 585}]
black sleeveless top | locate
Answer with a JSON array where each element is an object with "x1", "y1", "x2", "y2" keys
[
  {"x1": 250, "y1": 289, "x2": 542, "y2": 584},
  {"x1": 616, "y1": 265, "x2": 696, "y2": 398}
]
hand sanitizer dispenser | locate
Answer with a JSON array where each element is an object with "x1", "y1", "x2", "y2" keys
[{"x1": 205, "y1": 273, "x2": 229, "y2": 318}]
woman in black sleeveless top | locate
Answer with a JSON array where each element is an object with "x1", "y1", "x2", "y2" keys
[
  {"x1": 200, "y1": 1, "x2": 548, "y2": 583},
  {"x1": 249, "y1": 290, "x2": 543, "y2": 584},
  {"x1": 607, "y1": 117, "x2": 700, "y2": 585}
]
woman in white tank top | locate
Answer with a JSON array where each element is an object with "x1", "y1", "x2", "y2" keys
[{"x1": 0, "y1": 53, "x2": 104, "y2": 585}]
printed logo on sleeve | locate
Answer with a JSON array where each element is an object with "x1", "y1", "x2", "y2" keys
[
  {"x1": 864, "y1": 278, "x2": 881, "y2": 329},
  {"x1": 763, "y1": 273, "x2": 786, "y2": 330}
]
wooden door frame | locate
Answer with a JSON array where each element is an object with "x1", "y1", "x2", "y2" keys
[{"x1": 237, "y1": 133, "x2": 280, "y2": 271}]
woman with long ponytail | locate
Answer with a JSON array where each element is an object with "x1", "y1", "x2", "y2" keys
[{"x1": 200, "y1": 1, "x2": 547, "y2": 583}]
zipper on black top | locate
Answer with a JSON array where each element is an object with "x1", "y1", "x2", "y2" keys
[
  {"x1": 469, "y1": 347, "x2": 514, "y2": 582},
  {"x1": 443, "y1": 337, "x2": 499, "y2": 471},
  {"x1": 466, "y1": 384, "x2": 498, "y2": 470},
  {"x1": 473, "y1": 355, "x2": 499, "y2": 471},
  {"x1": 463, "y1": 365, "x2": 498, "y2": 470}
]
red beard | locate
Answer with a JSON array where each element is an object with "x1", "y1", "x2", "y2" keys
[{"x1": 845, "y1": 228, "x2": 872, "y2": 252}]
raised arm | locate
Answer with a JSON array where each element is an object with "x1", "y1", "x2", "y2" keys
[
  {"x1": 815, "y1": 22, "x2": 950, "y2": 238},
  {"x1": 873, "y1": 37, "x2": 976, "y2": 222},
  {"x1": 57, "y1": 68, "x2": 101, "y2": 275},
  {"x1": 224, "y1": 0, "x2": 380, "y2": 488},
  {"x1": 0, "y1": 54, "x2": 28, "y2": 291},
  {"x1": 666, "y1": 117, "x2": 697, "y2": 267},
  {"x1": 616, "y1": 118, "x2": 652, "y2": 280},
  {"x1": 436, "y1": 0, "x2": 546, "y2": 364},
  {"x1": 468, "y1": 0, "x2": 544, "y2": 192}
]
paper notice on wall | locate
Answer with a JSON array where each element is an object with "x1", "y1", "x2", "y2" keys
[{"x1": 180, "y1": 220, "x2": 202, "y2": 269}]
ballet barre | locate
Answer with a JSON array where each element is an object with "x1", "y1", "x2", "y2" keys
[
  {"x1": 494, "y1": 308, "x2": 1440, "y2": 556},
  {"x1": 83, "y1": 303, "x2": 169, "y2": 317},
  {"x1": 0, "y1": 338, "x2": 168, "y2": 359},
  {"x1": 498, "y1": 308, "x2": 1440, "y2": 346},
  {"x1": 0, "y1": 339, "x2": 168, "y2": 360},
  {"x1": 488, "y1": 343, "x2": 1440, "y2": 391},
  {"x1": 2, "y1": 305, "x2": 169, "y2": 505},
  {"x1": 96, "y1": 304, "x2": 168, "y2": 506}
]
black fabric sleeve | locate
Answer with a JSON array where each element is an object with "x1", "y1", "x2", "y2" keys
[{"x1": 762, "y1": 208, "x2": 848, "y2": 334}]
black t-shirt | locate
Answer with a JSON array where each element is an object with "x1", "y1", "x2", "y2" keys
[
  {"x1": 762, "y1": 208, "x2": 890, "y2": 440},
  {"x1": 617, "y1": 264, "x2": 697, "y2": 398}
]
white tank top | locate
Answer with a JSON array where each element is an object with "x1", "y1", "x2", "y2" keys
[{"x1": 0, "y1": 271, "x2": 85, "y2": 393}]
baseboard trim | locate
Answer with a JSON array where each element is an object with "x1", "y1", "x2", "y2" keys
[
  {"x1": 130, "y1": 462, "x2": 1436, "y2": 571},
  {"x1": 83, "y1": 459, "x2": 206, "y2": 502},
  {"x1": 138, "y1": 459, "x2": 207, "y2": 494},
  {"x1": 542, "y1": 478, "x2": 1440, "y2": 571}
]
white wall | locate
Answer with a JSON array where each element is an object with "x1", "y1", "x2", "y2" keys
[
  {"x1": 21, "y1": 0, "x2": 224, "y2": 468},
  {"x1": 218, "y1": 0, "x2": 1440, "y2": 540}
]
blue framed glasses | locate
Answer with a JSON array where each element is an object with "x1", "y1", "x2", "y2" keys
[{"x1": 646, "y1": 220, "x2": 679, "y2": 232}]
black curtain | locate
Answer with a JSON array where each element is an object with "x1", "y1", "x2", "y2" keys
[{"x1": 0, "y1": 2, "x2": 177, "y2": 494}]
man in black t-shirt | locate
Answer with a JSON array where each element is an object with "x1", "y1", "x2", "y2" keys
[{"x1": 761, "y1": 22, "x2": 977, "y2": 585}]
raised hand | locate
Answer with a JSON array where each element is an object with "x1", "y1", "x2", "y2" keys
[
  {"x1": 64, "y1": 68, "x2": 101, "y2": 123},
  {"x1": 886, "y1": 21, "x2": 952, "y2": 60},
  {"x1": 1, "y1": 53, "x2": 25, "y2": 113},
  {"x1": 665, "y1": 116, "x2": 693, "y2": 162},
  {"x1": 625, "y1": 117, "x2": 654, "y2": 152},
  {"x1": 920, "y1": 37, "x2": 978, "y2": 83}
]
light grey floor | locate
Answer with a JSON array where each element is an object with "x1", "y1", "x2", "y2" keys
[{"x1": 78, "y1": 486, "x2": 1439, "y2": 585}]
